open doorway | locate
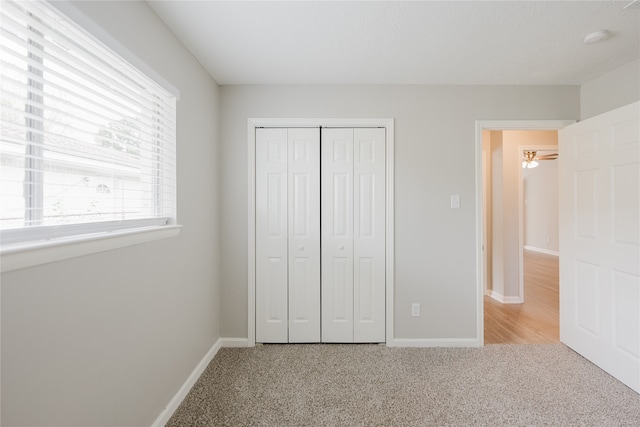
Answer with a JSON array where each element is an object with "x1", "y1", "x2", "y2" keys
[
  {"x1": 480, "y1": 128, "x2": 560, "y2": 344},
  {"x1": 483, "y1": 248, "x2": 559, "y2": 344}
]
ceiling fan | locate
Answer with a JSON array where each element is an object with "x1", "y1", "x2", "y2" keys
[{"x1": 522, "y1": 150, "x2": 558, "y2": 169}]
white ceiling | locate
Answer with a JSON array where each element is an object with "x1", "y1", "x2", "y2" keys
[{"x1": 147, "y1": 0, "x2": 640, "y2": 85}]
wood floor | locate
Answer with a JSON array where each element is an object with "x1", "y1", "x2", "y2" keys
[{"x1": 484, "y1": 249, "x2": 559, "y2": 344}]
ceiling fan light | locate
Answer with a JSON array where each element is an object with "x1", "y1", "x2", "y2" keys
[
  {"x1": 522, "y1": 161, "x2": 528, "y2": 169},
  {"x1": 527, "y1": 160, "x2": 539, "y2": 168}
]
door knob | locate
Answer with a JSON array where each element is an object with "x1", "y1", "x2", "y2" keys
[
  {"x1": 339, "y1": 245, "x2": 344, "y2": 251},
  {"x1": 299, "y1": 245, "x2": 304, "y2": 251}
]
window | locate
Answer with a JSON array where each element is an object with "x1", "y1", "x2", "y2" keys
[{"x1": 0, "y1": 0, "x2": 177, "y2": 247}]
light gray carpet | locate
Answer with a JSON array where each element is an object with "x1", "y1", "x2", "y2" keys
[{"x1": 166, "y1": 344, "x2": 640, "y2": 426}]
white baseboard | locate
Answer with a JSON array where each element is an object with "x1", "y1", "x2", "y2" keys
[
  {"x1": 220, "y1": 337, "x2": 250, "y2": 347},
  {"x1": 388, "y1": 338, "x2": 480, "y2": 348},
  {"x1": 524, "y1": 245, "x2": 559, "y2": 257},
  {"x1": 150, "y1": 337, "x2": 251, "y2": 426},
  {"x1": 490, "y1": 291, "x2": 522, "y2": 304},
  {"x1": 150, "y1": 338, "x2": 222, "y2": 427}
]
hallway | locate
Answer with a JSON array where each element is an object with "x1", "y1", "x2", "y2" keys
[{"x1": 484, "y1": 249, "x2": 559, "y2": 344}]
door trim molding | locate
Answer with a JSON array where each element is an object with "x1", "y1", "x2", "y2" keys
[
  {"x1": 248, "y1": 118, "x2": 395, "y2": 347},
  {"x1": 475, "y1": 120, "x2": 575, "y2": 346}
]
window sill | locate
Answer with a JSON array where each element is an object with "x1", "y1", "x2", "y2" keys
[{"x1": 0, "y1": 225, "x2": 182, "y2": 273}]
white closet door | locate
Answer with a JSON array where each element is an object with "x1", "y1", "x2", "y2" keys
[
  {"x1": 559, "y1": 102, "x2": 639, "y2": 392},
  {"x1": 353, "y1": 128, "x2": 386, "y2": 342},
  {"x1": 322, "y1": 128, "x2": 355, "y2": 342},
  {"x1": 288, "y1": 128, "x2": 321, "y2": 342},
  {"x1": 322, "y1": 128, "x2": 386, "y2": 342},
  {"x1": 256, "y1": 128, "x2": 289, "y2": 342}
]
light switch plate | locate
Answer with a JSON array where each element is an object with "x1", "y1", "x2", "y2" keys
[
  {"x1": 411, "y1": 303, "x2": 420, "y2": 317},
  {"x1": 451, "y1": 194, "x2": 461, "y2": 209}
]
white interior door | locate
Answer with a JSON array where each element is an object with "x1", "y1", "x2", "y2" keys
[
  {"x1": 256, "y1": 127, "x2": 320, "y2": 343},
  {"x1": 559, "y1": 101, "x2": 639, "y2": 392},
  {"x1": 322, "y1": 128, "x2": 386, "y2": 342},
  {"x1": 256, "y1": 128, "x2": 289, "y2": 343},
  {"x1": 321, "y1": 128, "x2": 355, "y2": 342},
  {"x1": 353, "y1": 128, "x2": 386, "y2": 342},
  {"x1": 288, "y1": 128, "x2": 321, "y2": 342}
]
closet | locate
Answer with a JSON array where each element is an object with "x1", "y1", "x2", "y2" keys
[{"x1": 255, "y1": 126, "x2": 386, "y2": 343}]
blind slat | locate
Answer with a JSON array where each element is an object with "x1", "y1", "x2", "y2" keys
[
  {"x1": 1, "y1": 126, "x2": 178, "y2": 166},
  {"x1": 1, "y1": 51, "x2": 177, "y2": 137}
]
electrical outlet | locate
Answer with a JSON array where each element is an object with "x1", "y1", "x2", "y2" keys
[{"x1": 411, "y1": 303, "x2": 420, "y2": 317}]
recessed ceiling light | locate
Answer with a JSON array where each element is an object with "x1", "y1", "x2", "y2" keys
[{"x1": 583, "y1": 30, "x2": 610, "y2": 44}]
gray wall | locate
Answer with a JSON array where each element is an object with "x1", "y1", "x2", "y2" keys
[
  {"x1": 1, "y1": 1, "x2": 221, "y2": 426},
  {"x1": 581, "y1": 59, "x2": 640, "y2": 120},
  {"x1": 524, "y1": 157, "x2": 559, "y2": 253},
  {"x1": 220, "y1": 85, "x2": 580, "y2": 340}
]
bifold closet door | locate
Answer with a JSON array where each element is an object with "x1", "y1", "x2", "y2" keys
[
  {"x1": 321, "y1": 128, "x2": 386, "y2": 343},
  {"x1": 255, "y1": 128, "x2": 320, "y2": 343}
]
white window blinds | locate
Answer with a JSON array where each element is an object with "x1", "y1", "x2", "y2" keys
[{"x1": 0, "y1": 0, "x2": 177, "y2": 245}]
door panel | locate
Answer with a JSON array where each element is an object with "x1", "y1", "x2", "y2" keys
[
  {"x1": 322, "y1": 128, "x2": 355, "y2": 342},
  {"x1": 256, "y1": 128, "x2": 289, "y2": 343},
  {"x1": 559, "y1": 101, "x2": 639, "y2": 392},
  {"x1": 357, "y1": 257, "x2": 375, "y2": 321},
  {"x1": 612, "y1": 165, "x2": 639, "y2": 245},
  {"x1": 331, "y1": 257, "x2": 351, "y2": 321},
  {"x1": 332, "y1": 174, "x2": 351, "y2": 237},
  {"x1": 613, "y1": 271, "x2": 639, "y2": 358},
  {"x1": 574, "y1": 170, "x2": 598, "y2": 239},
  {"x1": 288, "y1": 128, "x2": 320, "y2": 342},
  {"x1": 353, "y1": 128, "x2": 386, "y2": 342}
]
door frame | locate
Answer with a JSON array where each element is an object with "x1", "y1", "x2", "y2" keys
[
  {"x1": 475, "y1": 120, "x2": 574, "y2": 345},
  {"x1": 247, "y1": 118, "x2": 395, "y2": 347}
]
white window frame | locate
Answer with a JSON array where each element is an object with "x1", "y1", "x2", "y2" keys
[{"x1": 0, "y1": 1, "x2": 181, "y2": 272}]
